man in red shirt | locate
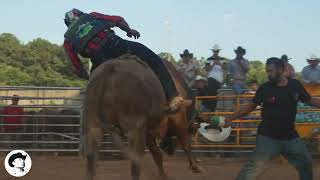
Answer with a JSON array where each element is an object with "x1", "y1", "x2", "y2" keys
[{"x1": 1, "y1": 95, "x2": 24, "y2": 148}]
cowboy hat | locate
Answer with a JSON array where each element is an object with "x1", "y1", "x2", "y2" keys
[
  {"x1": 234, "y1": 46, "x2": 246, "y2": 55},
  {"x1": 281, "y1": 54, "x2": 292, "y2": 62},
  {"x1": 198, "y1": 120, "x2": 231, "y2": 142},
  {"x1": 195, "y1": 75, "x2": 207, "y2": 82},
  {"x1": 307, "y1": 54, "x2": 320, "y2": 61},
  {"x1": 8, "y1": 153, "x2": 27, "y2": 167},
  {"x1": 180, "y1": 49, "x2": 193, "y2": 58},
  {"x1": 210, "y1": 44, "x2": 222, "y2": 51}
]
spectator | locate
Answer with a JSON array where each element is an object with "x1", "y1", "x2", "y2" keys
[
  {"x1": 246, "y1": 80, "x2": 259, "y2": 95},
  {"x1": 177, "y1": 49, "x2": 199, "y2": 87},
  {"x1": 229, "y1": 46, "x2": 250, "y2": 95},
  {"x1": 301, "y1": 54, "x2": 320, "y2": 84},
  {"x1": 193, "y1": 75, "x2": 210, "y2": 112},
  {"x1": 194, "y1": 75, "x2": 208, "y2": 93},
  {"x1": 1, "y1": 95, "x2": 24, "y2": 148},
  {"x1": 281, "y1": 54, "x2": 295, "y2": 78},
  {"x1": 204, "y1": 44, "x2": 226, "y2": 112}
]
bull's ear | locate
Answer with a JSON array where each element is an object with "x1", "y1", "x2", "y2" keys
[{"x1": 182, "y1": 100, "x2": 192, "y2": 107}]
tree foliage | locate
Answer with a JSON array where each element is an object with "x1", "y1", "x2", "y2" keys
[
  {"x1": 0, "y1": 33, "x2": 85, "y2": 87},
  {"x1": 247, "y1": 60, "x2": 267, "y2": 84}
]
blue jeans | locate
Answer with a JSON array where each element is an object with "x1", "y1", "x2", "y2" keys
[
  {"x1": 236, "y1": 135, "x2": 313, "y2": 180},
  {"x1": 232, "y1": 81, "x2": 247, "y2": 95}
]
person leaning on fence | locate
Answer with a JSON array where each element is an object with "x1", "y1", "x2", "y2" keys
[
  {"x1": 301, "y1": 54, "x2": 320, "y2": 84},
  {"x1": 193, "y1": 75, "x2": 211, "y2": 112},
  {"x1": 229, "y1": 46, "x2": 250, "y2": 95},
  {"x1": 223, "y1": 57, "x2": 320, "y2": 180},
  {"x1": 204, "y1": 44, "x2": 226, "y2": 112},
  {"x1": 0, "y1": 95, "x2": 24, "y2": 148},
  {"x1": 245, "y1": 80, "x2": 259, "y2": 95}
]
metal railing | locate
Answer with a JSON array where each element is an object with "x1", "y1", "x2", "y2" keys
[
  {"x1": 0, "y1": 86, "x2": 319, "y2": 156},
  {"x1": 0, "y1": 86, "x2": 82, "y2": 152},
  {"x1": 193, "y1": 93, "x2": 320, "y2": 154}
]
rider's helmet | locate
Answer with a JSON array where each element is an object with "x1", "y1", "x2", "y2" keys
[{"x1": 64, "y1": 8, "x2": 84, "y2": 27}]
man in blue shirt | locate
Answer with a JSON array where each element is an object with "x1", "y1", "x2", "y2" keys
[{"x1": 302, "y1": 55, "x2": 320, "y2": 84}]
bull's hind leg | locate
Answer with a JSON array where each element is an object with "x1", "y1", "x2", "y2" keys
[
  {"x1": 128, "y1": 127, "x2": 146, "y2": 180},
  {"x1": 85, "y1": 127, "x2": 103, "y2": 180},
  {"x1": 177, "y1": 127, "x2": 202, "y2": 173},
  {"x1": 146, "y1": 133, "x2": 168, "y2": 179}
]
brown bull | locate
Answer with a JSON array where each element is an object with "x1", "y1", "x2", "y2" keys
[{"x1": 83, "y1": 55, "x2": 200, "y2": 180}]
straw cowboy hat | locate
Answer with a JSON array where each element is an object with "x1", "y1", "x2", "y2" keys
[
  {"x1": 281, "y1": 54, "x2": 292, "y2": 62},
  {"x1": 210, "y1": 44, "x2": 222, "y2": 51},
  {"x1": 195, "y1": 75, "x2": 207, "y2": 82},
  {"x1": 307, "y1": 54, "x2": 320, "y2": 61},
  {"x1": 180, "y1": 49, "x2": 193, "y2": 58},
  {"x1": 234, "y1": 46, "x2": 246, "y2": 55}
]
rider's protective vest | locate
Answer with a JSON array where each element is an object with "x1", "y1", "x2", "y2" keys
[{"x1": 64, "y1": 13, "x2": 113, "y2": 53}]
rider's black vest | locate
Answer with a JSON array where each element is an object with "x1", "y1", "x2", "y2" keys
[{"x1": 64, "y1": 13, "x2": 113, "y2": 53}]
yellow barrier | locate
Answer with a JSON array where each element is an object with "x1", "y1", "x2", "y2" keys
[{"x1": 303, "y1": 84, "x2": 320, "y2": 96}]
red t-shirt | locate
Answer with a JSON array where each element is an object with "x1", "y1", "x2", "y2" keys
[{"x1": 1, "y1": 105, "x2": 24, "y2": 132}]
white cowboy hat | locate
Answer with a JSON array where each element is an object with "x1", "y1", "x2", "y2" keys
[
  {"x1": 195, "y1": 75, "x2": 207, "y2": 82},
  {"x1": 210, "y1": 44, "x2": 222, "y2": 51},
  {"x1": 307, "y1": 54, "x2": 320, "y2": 61},
  {"x1": 198, "y1": 123, "x2": 231, "y2": 142}
]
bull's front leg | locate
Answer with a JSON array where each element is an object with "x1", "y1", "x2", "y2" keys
[{"x1": 177, "y1": 127, "x2": 202, "y2": 173}]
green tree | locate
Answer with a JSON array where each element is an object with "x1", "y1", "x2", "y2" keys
[
  {"x1": 0, "y1": 33, "x2": 86, "y2": 87},
  {"x1": 158, "y1": 52, "x2": 177, "y2": 66},
  {"x1": 247, "y1": 60, "x2": 267, "y2": 84}
]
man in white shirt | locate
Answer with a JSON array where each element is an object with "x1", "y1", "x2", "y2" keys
[{"x1": 204, "y1": 44, "x2": 226, "y2": 111}]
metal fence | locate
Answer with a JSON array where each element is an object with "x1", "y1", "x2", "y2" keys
[
  {"x1": 1, "y1": 86, "x2": 319, "y2": 156},
  {"x1": 0, "y1": 86, "x2": 83, "y2": 153}
]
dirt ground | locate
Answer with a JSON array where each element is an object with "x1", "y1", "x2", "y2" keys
[{"x1": 0, "y1": 154, "x2": 319, "y2": 180}]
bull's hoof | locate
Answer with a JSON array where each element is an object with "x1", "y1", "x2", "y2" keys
[
  {"x1": 159, "y1": 173, "x2": 169, "y2": 180},
  {"x1": 190, "y1": 165, "x2": 203, "y2": 173},
  {"x1": 160, "y1": 137, "x2": 176, "y2": 155}
]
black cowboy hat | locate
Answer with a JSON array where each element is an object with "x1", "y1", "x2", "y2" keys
[
  {"x1": 281, "y1": 54, "x2": 292, "y2": 62},
  {"x1": 180, "y1": 49, "x2": 193, "y2": 58},
  {"x1": 234, "y1": 46, "x2": 246, "y2": 55},
  {"x1": 8, "y1": 153, "x2": 27, "y2": 167}
]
